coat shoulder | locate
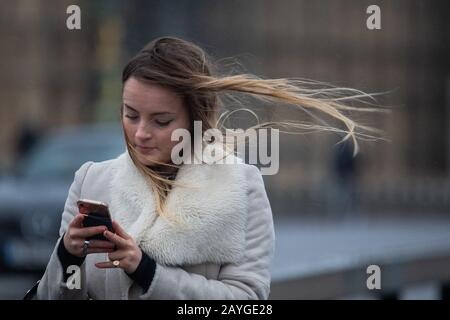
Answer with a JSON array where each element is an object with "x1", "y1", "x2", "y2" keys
[
  {"x1": 241, "y1": 163, "x2": 266, "y2": 189},
  {"x1": 79, "y1": 156, "x2": 120, "y2": 179},
  {"x1": 85, "y1": 157, "x2": 117, "y2": 171}
]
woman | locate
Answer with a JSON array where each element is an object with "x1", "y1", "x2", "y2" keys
[{"x1": 32, "y1": 36, "x2": 382, "y2": 300}]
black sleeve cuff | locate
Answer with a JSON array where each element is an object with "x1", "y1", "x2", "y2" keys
[
  {"x1": 125, "y1": 250, "x2": 157, "y2": 293},
  {"x1": 57, "y1": 233, "x2": 85, "y2": 282}
]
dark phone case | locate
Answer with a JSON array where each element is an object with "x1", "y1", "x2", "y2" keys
[{"x1": 82, "y1": 212, "x2": 113, "y2": 241}]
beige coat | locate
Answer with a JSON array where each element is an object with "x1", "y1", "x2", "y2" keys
[{"x1": 36, "y1": 151, "x2": 275, "y2": 299}]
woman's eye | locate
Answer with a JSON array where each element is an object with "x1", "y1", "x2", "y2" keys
[
  {"x1": 125, "y1": 114, "x2": 138, "y2": 120},
  {"x1": 155, "y1": 120, "x2": 172, "y2": 126}
]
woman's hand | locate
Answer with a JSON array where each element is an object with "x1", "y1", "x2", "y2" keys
[
  {"x1": 95, "y1": 220, "x2": 143, "y2": 274},
  {"x1": 63, "y1": 214, "x2": 116, "y2": 258}
]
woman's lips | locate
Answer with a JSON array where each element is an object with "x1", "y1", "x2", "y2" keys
[{"x1": 136, "y1": 145, "x2": 157, "y2": 153}]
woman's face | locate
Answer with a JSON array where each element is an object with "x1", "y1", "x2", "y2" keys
[{"x1": 122, "y1": 77, "x2": 191, "y2": 167}]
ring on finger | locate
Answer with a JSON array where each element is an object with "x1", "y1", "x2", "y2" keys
[{"x1": 82, "y1": 240, "x2": 90, "y2": 256}]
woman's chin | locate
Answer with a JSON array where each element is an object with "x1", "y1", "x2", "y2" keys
[{"x1": 136, "y1": 153, "x2": 160, "y2": 166}]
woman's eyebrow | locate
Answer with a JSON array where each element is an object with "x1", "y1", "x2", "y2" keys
[{"x1": 124, "y1": 103, "x2": 174, "y2": 116}]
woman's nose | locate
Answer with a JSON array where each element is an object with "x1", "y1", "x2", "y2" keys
[{"x1": 135, "y1": 123, "x2": 153, "y2": 140}]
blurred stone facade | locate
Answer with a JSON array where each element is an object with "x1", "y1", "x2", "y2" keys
[{"x1": 0, "y1": 0, "x2": 99, "y2": 168}]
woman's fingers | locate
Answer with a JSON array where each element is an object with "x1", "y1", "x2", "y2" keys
[
  {"x1": 69, "y1": 214, "x2": 85, "y2": 228},
  {"x1": 103, "y1": 230, "x2": 128, "y2": 247},
  {"x1": 95, "y1": 261, "x2": 116, "y2": 269},
  {"x1": 88, "y1": 239, "x2": 116, "y2": 249},
  {"x1": 73, "y1": 225, "x2": 107, "y2": 239},
  {"x1": 95, "y1": 249, "x2": 126, "y2": 268},
  {"x1": 112, "y1": 220, "x2": 131, "y2": 240},
  {"x1": 107, "y1": 250, "x2": 126, "y2": 262},
  {"x1": 86, "y1": 247, "x2": 114, "y2": 254}
]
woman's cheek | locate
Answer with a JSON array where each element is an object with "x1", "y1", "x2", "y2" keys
[{"x1": 122, "y1": 121, "x2": 136, "y2": 138}]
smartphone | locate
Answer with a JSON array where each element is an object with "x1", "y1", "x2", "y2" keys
[{"x1": 77, "y1": 199, "x2": 114, "y2": 241}]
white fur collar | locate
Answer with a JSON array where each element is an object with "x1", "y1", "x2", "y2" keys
[{"x1": 108, "y1": 151, "x2": 248, "y2": 266}]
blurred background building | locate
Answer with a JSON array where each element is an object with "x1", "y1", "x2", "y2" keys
[
  {"x1": 1, "y1": 0, "x2": 448, "y2": 214},
  {"x1": 0, "y1": 0, "x2": 449, "y2": 299}
]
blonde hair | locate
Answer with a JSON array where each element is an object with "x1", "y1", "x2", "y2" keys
[{"x1": 121, "y1": 36, "x2": 388, "y2": 221}]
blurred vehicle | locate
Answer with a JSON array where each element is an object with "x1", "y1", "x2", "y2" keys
[{"x1": 0, "y1": 123, "x2": 125, "y2": 272}]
